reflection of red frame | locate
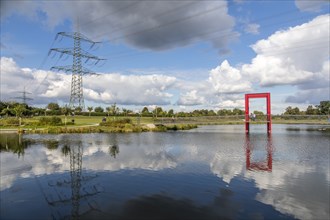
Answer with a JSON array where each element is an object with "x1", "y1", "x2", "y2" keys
[
  {"x1": 245, "y1": 93, "x2": 271, "y2": 134},
  {"x1": 245, "y1": 134, "x2": 273, "y2": 172}
]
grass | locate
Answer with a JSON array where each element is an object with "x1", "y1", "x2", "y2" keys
[{"x1": 1, "y1": 115, "x2": 329, "y2": 133}]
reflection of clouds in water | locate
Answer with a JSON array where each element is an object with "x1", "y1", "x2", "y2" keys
[
  {"x1": 252, "y1": 165, "x2": 330, "y2": 220},
  {"x1": 210, "y1": 156, "x2": 329, "y2": 220},
  {"x1": 208, "y1": 134, "x2": 330, "y2": 220},
  {"x1": 0, "y1": 152, "x2": 33, "y2": 190},
  {"x1": 82, "y1": 142, "x2": 177, "y2": 171},
  {"x1": 210, "y1": 152, "x2": 245, "y2": 184},
  {"x1": 1, "y1": 132, "x2": 329, "y2": 220},
  {"x1": 0, "y1": 175, "x2": 16, "y2": 190},
  {"x1": 1, "y1": 134, "x2": 179, "y2": 191}
]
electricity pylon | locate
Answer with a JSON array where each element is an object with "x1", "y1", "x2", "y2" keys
[
  {"x1": 49, "y1": 32, "x2": 105, "y2": 110},
  {"x1": 14, "y1": 86, "x2": 33, "y2": 104}
]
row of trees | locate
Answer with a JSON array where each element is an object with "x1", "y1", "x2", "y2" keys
[
  {"x1": 283, "y1": 101, "x2": 330, "y2": 115},
  {"x1": 0, "y1": 101, "x2": 329, "y2": 118}
]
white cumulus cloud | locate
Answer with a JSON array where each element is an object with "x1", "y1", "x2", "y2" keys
[
  {"x1": 242, "y1": 14, "x2": 330, "y2": 104},
  {"x1": 0, "y1": 57, "x2": 176, "y2": 106},
  {"x1": 209, "y1": 60, "x2": 252, "y2": 94},
  {"x1": 177, "y1": 90, "x2": 206, "y2": 106}
]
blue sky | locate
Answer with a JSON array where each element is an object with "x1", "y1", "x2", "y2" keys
[{"x1": 1, "y1": 0, "x2": 329, "y2": 114}]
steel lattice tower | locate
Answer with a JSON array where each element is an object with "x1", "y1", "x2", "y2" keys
[
  {"x1": 49, "y1": 32, "x2": 104, "y2": 110},
  {"x1": 14, "y1": 87, "x2": 33, "y2": 104},
  {"x1": 71, "y1": 32, "x2": 84, "y2": 109}
]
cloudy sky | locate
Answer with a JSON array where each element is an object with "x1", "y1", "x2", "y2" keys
[{"x1": 0, "y1": 0, "x2": 329, "y2": 113}]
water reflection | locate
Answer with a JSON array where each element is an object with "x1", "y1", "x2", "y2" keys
[
  {"x1": 69, "y1": 142, "x2": 82, "y2": 219},
  {"x1": 46, "y1": 139, "x2": 59, "y2": 150},
  {"x1": 245, "y1": 134, "x2": 273, "y2": 172},
  {"x1": 0, "y1": 133, "x2": 31, "y2": 158},
  {"x1": 108, "y1": 135, "x2": 119, "y2": 158},
  {"x1": 0, "y1": 126, "x2": 329, "y2": 220}
]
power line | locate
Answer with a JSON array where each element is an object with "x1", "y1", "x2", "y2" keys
[
  {"x1": 97, "y1": 2, "x2": 322, "y2": 58},
  {"x1": 91, "y1": 1, "x2": 200, "y2": 40},
  {"x1": 24, "y1": 37, "x2": 57, "y2": 92},
  {"x1": 86, "y1": 0, "x2": 323, "y2": 47},
  {"x1": 105, "y1": 23, "x2": 329, "y2": 59},
  {"x1": 79, "y1": 1, "x2": 142, "y2": 29},
  {"x1": 106, "y1": 3, "x2": 228, "y2": 42}
]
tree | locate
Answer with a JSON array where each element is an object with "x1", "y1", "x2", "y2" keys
[
  {"x1": 0, "y1": 102, "x2": 7, "y2": 112},
  {"x1": 111, "y1": 103, "x2": 119, "y2": 116},
  {"x1": 75, "y1": 107, "x2": 82, "y2": 113},
  {"x1": 253, "y1": 110, "x2": 264, "y2": 115},
  {"x1": 87, "y1": 106, "x2": 93, "y2": 117},
  {"x1": 305, "y1": 105, "x2": 319, "y2": 115},
  {"x1": 208, "y1": 110, "x2": 217, "y2": 116},
  {"x1": 13, "y1": 104, "x2": 26, "y2": 118},
  {"x1": 0, "y1": 106, "x2": 13, "y2": 117},
  {"x1": 316, "y1": 101, "x2": 330, "y2": 115},
  {"x1": 47, "y1": 103, "x2": 60, "y2": 111},
  {"x1": 94, "y1": 106, "x2": 104, "y2": 113},
  {"x1": 168, "y1": 109, "x2": 174, "y2": 117},
  {"x1": 122, "y1": 108, "x2": 129, "y2": 116},
  {"x1": 232, "y1": 108, "x2": 244, "y2": 115},
  {"x1": 217, "y1": 109, "x2": 232, "y2": 116},
  {"x1": 107, "y1": 103, "x2": 119, "y2": 117},
  {"x1": 46, "y1": 103, "x2": 61, "y2": 115},
  {"x1": 284, "y1": 106, "x2": 300, "y2": 115},
  {"x1": 32, "y1": 108, "x2": 45, "y2": 116},
  {"x1": 153, "y1": 107, "x2": 163, "y2": 118},
  {"x1": 106, "y1": 107, "x2": 111, "y2": 117},
  {"x1": 61, "y1": 106, "x2": 71, "y2": 116},
  {"x1": 141, "y1": 107, "x2": 150, "y2": 116}
]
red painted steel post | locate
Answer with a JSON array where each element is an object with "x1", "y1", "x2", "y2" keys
[
  {"x1": 245, "y1": 94, "x2": 249, "y2": 134},
  {"x1": 266, "y1": 93, "x2": 271, "y2": 133}
]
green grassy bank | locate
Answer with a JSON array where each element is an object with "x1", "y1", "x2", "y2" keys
[
  {"x1": 0, "y1": 115, "x2": 329, "y2": 134},
  {"x1": 0, "y1": 116, "x2": 197, "y2": 134}
]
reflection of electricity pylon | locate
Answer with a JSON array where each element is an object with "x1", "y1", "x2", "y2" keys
[
  {"x1": 49, "y1": 32, "x2": 105, "y2": 110},
  {"x1": 70, "y1": 142, "x2": 82, "y2": 219},
  {"x1": 36, "y1": 140, "x2": 101, "y2": 219}
]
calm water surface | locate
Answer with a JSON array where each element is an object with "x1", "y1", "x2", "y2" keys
[{"x1": 0, "y1": 124, "x2": 329, "y2": 220}]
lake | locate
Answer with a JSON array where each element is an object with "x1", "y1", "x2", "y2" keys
[{"x1": 0, "y1": 124, "x2": 329, "y2": 220}]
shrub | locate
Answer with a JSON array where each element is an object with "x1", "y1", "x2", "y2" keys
[
  {"x1": 100, "y1": 118, "x2": 132, "y2": 126},
  {"x1": 0, "y1": 118, "x2": 20, "y2": 126},
  {"x1": 38, "y1": 116, "x2": 62, "y2": 126}
]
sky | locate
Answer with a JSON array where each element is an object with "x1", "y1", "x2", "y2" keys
[{"x1": 0, "y1": 0, "x2": 329, "y2": 114}]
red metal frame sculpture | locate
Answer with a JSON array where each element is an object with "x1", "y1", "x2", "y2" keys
[{"x1": 245, "y1": 93, "x2": 271, "y2": 134}]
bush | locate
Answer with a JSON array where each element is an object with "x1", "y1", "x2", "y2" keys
[
  {"x1": 100, "y1": 118, "x2": 132, "y2": 126},
  {"x1": 0, "y1": 117, "x2": 20, "y2": 126},
  {"x1": 38, "y1": 116, "x2": 62, "y2": 126}
]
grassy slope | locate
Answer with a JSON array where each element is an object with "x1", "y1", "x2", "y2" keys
[{"x1": 0, "y1": 116, "x2": 329, "y2": 131}]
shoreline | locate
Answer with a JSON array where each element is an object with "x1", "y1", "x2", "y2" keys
[
  {"x1": 1, "y1": 122, "x2": 329, "y2": 134},
  {"x1": 0, "y1": 123, "x2": 198, "y2": 134}
]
